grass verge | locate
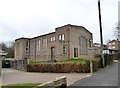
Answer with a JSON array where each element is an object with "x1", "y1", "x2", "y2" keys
[
  {"x1": 29, "y1": 58, "x2": 87, "y2": 65},
  {"x1": 2, "y1": 83, "x2": 41, "y2": 88},
  {"x1": 60, "y1": 58, "x2": 87, "y2": 63}
]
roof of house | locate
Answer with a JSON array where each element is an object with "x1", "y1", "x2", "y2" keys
[
  {"x1": 15, "y1": 24, "x2": 92, "y2": 41},
  {"x1": 108, "y1": 39, "x2": 120, "y2": 43},
  {"x1": 31, "y1": 32, "x2": 55, "y2": 39},
  {"x1": 15, "y1": 37, "x2": 30, "y2": 41}
]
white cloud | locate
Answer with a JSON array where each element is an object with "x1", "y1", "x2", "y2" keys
[{"x1": 0, "y1": 0, "x2": 119, "y2": 43}]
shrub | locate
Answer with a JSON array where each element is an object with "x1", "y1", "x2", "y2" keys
[
  {"x1": 27, "y1": 55, "x2": 114, "y2": 73},
  {"x1": 27, "y1": 62, "x2": 91, "y2": 73},
  {"x1": 94, "y1": 54, "x2": 101, "y2": 58},
  {"x1": 113, "y1": 53, "x2": 120, "y2": 60}
]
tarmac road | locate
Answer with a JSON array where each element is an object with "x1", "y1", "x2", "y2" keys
[{"x1": 71, "y1": 61, "x2": 119, "y2": 86}]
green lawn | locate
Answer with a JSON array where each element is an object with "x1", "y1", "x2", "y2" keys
[
  {"x1": 2, "y1": 83, "x2": 41, "y2": 88},
  {"x1": 29, "y1": 60, "x2": 42, "y2": 64},
  {"x1": 29, "y1": 58, "x2": 87, "y2": 64},
  {"x1": 60, "y1": 58, "x2": 87, "y2": 63}
]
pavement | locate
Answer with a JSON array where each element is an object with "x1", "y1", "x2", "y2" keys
[
  {"x1": 71, "y1": 61, "x2": 119, "y2": 86},
  {"x1": 2, "y1": 68, "x2": 91, "y2": 86}
]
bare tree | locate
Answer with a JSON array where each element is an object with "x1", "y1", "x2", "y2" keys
[{"x1": 0, "y1": 41, "x2": 15, "y2": 58}]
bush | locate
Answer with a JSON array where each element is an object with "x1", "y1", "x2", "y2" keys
[
  {"x1": 104, "y1": 54, "x2": 114, "y2": 66},
  {"x1": 27, "y1": 55, "x2": 114, "y2": 73},
  {"x1": 94, "y1": 54, "x2": 114, "y2": 67},
  {"x1": 94, "y1": 54, "x2": 101, "y2": 58},
  {"x1": 27, "y1": 62, "x2": 91, "y2": 73},
  {"x1": 113, "y1": 53, "x2": 120, "y2": 60}
]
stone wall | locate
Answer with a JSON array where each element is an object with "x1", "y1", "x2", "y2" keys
[
  {"x1": 34, "y1": 76, "x2": 67, "y2": 88},
  {"x1": 15, "y1": 24, "x2": 93, "y2": 61}
]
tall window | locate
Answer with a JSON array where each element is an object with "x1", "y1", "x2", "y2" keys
[
  {"x1": 89, "y1": 39, "x2": 92, "y2": 47},
  {"x1": 80, "y1": 36, "x2": 87, "y2": 55},
  {"x1": 59, "y1": 35, "x2": 62, "y2": 40},
  {"x1": 50, "y1": 37, "x2": 53, "y2": 42},
  {"x1": 26, "y1": 41, "x2": 29, "y2": 55},
  {"x1": 53, "y1": 36, "x2": 55, "y2": 41},
  {"x1": 43, "y1": 39, "x2": 47, "y2": 46},
  {"x1": 39, "y1": 40, "x2": 40, "y2": 51},
  {"x1": 36, "y1": 40, "x2": 40, "y2": 55},
  {"x1": 43, "y1": 39, "x2": 47, "y2": 54},
  {"x1": 31, "y1": 42, "x2": 35, "y2": 55},
  {"x1": 62, "y1": 34, "x2": 65, "y2": 40}
]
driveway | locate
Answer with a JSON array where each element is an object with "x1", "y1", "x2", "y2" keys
[
  {"x1": 2, "y1": 68, "x2": 91, "y2": 86},
  {"x1": 71, "y1": 61, "x2": 118, "y2": 86}
]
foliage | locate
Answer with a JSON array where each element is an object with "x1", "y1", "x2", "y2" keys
[
  {"x1": 94, "y1": 54, "x2": 101, "y2": 58},
  {"x1": 61, "y1": 58, "x2": 86, "y2": 63},
  {"x1": 27, "y1": 56, "x2": 114, "y2": 73},
  {"x1": 29, "y1": 60, "x2": 42, "y2": 65},
  {"x1": 0, "y1": 42, "x2": 7, "y2": 51},
  {"x1": 29, "y1": 58, "x2": 86, "y2": 65},
  {"x1": 113, "y1": 53, "x2": 120, "y2": 60},
  {"x1": 0, "y1": 42, "x2": 14, "y2": 58},
  {"x1": 27, "y1": 62, "x2": 90, "y2": 73}
]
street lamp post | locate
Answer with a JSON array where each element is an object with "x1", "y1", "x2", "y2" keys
[{"x1": 98, "y1": 0, "x2": 105, "y2": 67}]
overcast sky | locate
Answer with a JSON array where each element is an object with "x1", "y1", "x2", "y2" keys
[{"x1": 0, "y1": 0, "x2": 119, "y2": 44}]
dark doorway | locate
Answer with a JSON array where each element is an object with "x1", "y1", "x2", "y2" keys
[
  {"x1": 74, "y1": 48, "x2": 78, "y2": 58},
  {"x1": 51, "y1": 47, "x2": 55, "y2": 60}
]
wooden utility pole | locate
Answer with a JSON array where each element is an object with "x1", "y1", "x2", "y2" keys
[{"x1": 98, "y1": 0, "x2": 105, "y2": 67}]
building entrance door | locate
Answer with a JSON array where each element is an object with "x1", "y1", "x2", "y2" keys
[
  {"x1": 74, "y1": 48, "x2": 78, "y2": 58},
  {"x1": 51, "y1": 47, "x2": 55, "y2": 61}
]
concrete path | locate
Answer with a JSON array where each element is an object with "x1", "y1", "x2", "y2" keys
[
  {"x1": 2, "y1": 68, "x2": 91, "y2": 86},
  {"x1": 71, "y1": 61, "x2": 118, "y2": 86}
]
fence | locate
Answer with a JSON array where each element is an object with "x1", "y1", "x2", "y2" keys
[{"x1": 10, "y1": 59, "x2": 28, "y2": 71}]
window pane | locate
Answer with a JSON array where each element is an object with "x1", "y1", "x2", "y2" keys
[
  {"x1": 62, "y1": 34, "x2": 65, "y2": 40},
  {"x1": 59, "y1": 35, "x2": 62, "y2": 40},
  {"x1": 50, "y1": 37, "x2": 52, "y2": 41},
  {"x1": 53, "y1": 37, "x2": 55, "y2": 41},
  {"x1": 38, "y1": 40, "x2": 40, "y2": 51}
]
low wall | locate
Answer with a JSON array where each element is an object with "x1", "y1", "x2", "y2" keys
[{"x1": 34, "y1": 76, "x2": 67, "y2": 88}]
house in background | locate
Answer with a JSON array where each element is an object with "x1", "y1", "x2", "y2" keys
[
  {"x1": 107, "y1": 39, "x2": 120, "y2": 54},
  {"x1": 93, "y1": 43, "x2": 107, "y2": 55},
  {"x1": 93, "y1": 43, "x2": 101, "y2": 54},
  {"x1": 15, "y1": 24, "x2": 93, "y2": 61}
]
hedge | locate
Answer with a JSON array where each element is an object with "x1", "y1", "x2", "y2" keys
[
  {"x1": 27, "y1": 62, "x2": 90, "y2": 73},
  {"x1": 27, "y1": 60, "x2": 99, "y2": 73},
  {"x1": 27, "y1": 56, "x2": 114, "y2": 73}
]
